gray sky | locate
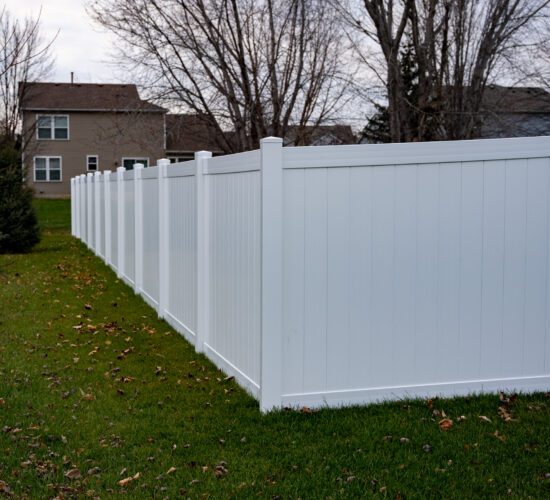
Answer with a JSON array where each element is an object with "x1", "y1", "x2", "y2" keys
[{"x1": 4, "y1": 0, "x2": 119, "y2": 83}]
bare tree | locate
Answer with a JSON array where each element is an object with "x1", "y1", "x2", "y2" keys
[
  {"x1": 0, "y1": 8, "x2": 55, "y2": 147},
  {"x1": 339, "y1": 0, "x2": 550, "y2": 142},
  {"x1": 88, "y1": 0, "x2": 353, "y2": 152}
]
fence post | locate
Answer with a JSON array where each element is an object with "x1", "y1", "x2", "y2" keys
[
  {"x1": 259, "y1": 137, "x2": 284, "y2": 412},
  {"x1": 94, "y1": 171, "x2": 102, "y2": 255},
  {"x1": 117, "y1": 166, "x2": 125, "y2": 280},
  {"x1": 134, "y1": 163, "x2": 145, "y2": 294},
  {"x1": 157, "y1": 158, "x2": 171, "y2": 318},
  {"x1": 104, "y1": 170, "x2": 112, "y2": 265},
  {"x1": 195, "y1": 150, "x2": 212, "y2": 352}
]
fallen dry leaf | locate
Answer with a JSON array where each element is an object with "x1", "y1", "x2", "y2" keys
[
  {"x1": 64, "y1": 468, "x2": 82, "y2": 480},
  {"x1": 0, "y1": 480, "x2": 10, "y2": 493},
  {"x1": 498, "y1": 405, "x2": 515, "y2": 422},
  {"x1": 493, "y1": 430, "x2": 506, "y2": 442},
  {"x1": 118, "y1": 472, "x2": 140, "y2": 486},
  {"x1": 166, "y1": 466, "x2": 177, "y2": 475},
  {"x1": 439, "y1": 418, "x2": 454, "y2": 431},
  {"x1": 479, "y1": 415, "x2": 492, "y2": 423}
]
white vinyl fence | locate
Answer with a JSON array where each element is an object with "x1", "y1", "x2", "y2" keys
[{"x1": 71, "y1": 136, "x2": 550, "y2": 411}]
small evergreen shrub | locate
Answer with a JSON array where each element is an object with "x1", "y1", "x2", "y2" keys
[{"x1": 0, "y1": 165, "x2": 41, "y2": 253}]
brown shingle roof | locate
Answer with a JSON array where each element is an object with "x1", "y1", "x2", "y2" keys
[
  {"x1": 19, "y1": 82, "x2": 165, "y2": 112},
  {"x1": 165, "y1": 114, "x2": 222, "y2": 152},
  {"x1": 482, "y1": 85, "x2": 550, "y2": 114},
  {"x1": 284, "y1": 125, "x2": 357, "y2": 146}
]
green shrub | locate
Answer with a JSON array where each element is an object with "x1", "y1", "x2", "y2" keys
[{"x1": 0, "y1": 165, "x2": 40, "y2": 253}]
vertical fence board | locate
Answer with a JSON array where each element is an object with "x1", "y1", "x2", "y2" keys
[
  {"x1": 347, "y1": 167, "x2": 374, "y2": 390},
  {"x1": 502, "y1": 159, "x2": 528, "y2": 377},
  {"x1": 326, "y1": 168, "x2": 351, "y2": 391},
  {"x1": 110, "y1": 176, "x2": 118, "y2": 269},
  {"x1": 480, "y1": 160, "x2": 506, "y2": 379},
  {"x1": 123, "y1": 176, "x2": 135, "y2": 284},
  {"x1": 435, "y1": 163, "x2": 461, "y2": 383},
  {"x1": 372, "y1": 166, "x2": 396, "y2": 387},
  {"x1": 523, "y1": 158, "x2": 549, "y2": 375},
  {"x1": 392, "y1": 164, "x2": 418, "y2": 385},
  {"x1": 458, "y1": 162, "x2": 484, "y2": 380},
  {"x1": 282, "y1": 169, "x2": 305, "y2": 394},
  {"x1": 303, "y1": 168, "x2": 328, "y2": 393},
  {"x1": 142, "y1": 176, "x2": 160, "y2": 304},
  {"x1": 414, "y1": 164, "x2": 439, "y2": 384}
]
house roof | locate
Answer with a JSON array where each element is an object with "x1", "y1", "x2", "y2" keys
[
  {"x1": 284, "y1": 125, "x2": 357, "y2": 146},
  {"x1": 481, "y1": 85, "x2": 550, "y2": 114},
  {"x1": 19, "y1": 82, "x2": 165, "y2": 112},
  {"x1": 165, "y1": 114, "x2": 223, "y2": 152}
]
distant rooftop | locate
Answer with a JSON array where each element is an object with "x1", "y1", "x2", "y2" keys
[
  {"x1": 165, "y1": 113, "x2": 223, "y2": 152},
  {"x1": 19, "y1": 82, "x2": 165, "y2": 113},
  {"x1": 482, "y1": 85, "x2": 550, "y2": 114}
]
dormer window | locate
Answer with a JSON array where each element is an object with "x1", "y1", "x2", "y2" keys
[{"x1": 36, "y1": 115, "x2": 69, "y2": 140}]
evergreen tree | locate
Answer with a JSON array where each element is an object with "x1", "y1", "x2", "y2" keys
[
  {"x1": 0, "y1": 140, "x2": 40, "y2": 253},
  {"x1": 361, "y1": 38, "x2": 420, "y2": 143}
]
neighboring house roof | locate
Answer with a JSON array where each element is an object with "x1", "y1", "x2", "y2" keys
[
  {"x1": 284, "y1": 125, "x2": 356, "y2": 146},
  {"x1": 481, "y1": 85, "x2": 550, "y2": 114},
  {"x1": 19, "y1": 82, "x2": 165, "y2": 113},
  {"x1": 165, "y1": 113, "x2": 223, "y2": 153}
]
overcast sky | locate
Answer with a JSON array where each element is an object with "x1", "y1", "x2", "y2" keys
[{"x1": 4, "y1": 0, "x2": 119, "y2": 84}]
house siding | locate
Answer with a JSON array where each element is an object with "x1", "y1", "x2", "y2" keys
[{"x1": 23, "y1": 111, "x2": 165, "y2": 197}]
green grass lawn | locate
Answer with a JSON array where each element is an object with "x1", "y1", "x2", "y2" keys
[{"x1": 0, "y1": 199, "x2": 549, "y2": 498}]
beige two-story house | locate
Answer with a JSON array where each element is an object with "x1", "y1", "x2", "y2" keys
[{"x1": 20, "y1": 82, "x2": 166, "y2": 197}]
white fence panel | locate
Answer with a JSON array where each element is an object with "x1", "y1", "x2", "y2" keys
[
  {"x1": 78, "y1": 176, "x2": 86, "y2": 241},
  {"x1": 122, "y1": 171, "x2": 135, "y2": 285},
  {"x1": 280, "y1": 139, "x2": 550, "y2": 408},
  {"x1": 109, "y1": 176, "x2": 118, "y2": 270},
  {"x1": 97, "y1": 174, "x2": 106, "y2": 258},
  {"x1": 141, "y1": 169, "x2": 160, "y2": 306},
  {"x1": 165, "y1": 163, "x2": 197, "y2": 339},
  {"x1": 205, "y1": 151, "x2": 262, "y2": 396},
  {"x1": 87, "y1": 173, "x2": 95, "y2": 250}
]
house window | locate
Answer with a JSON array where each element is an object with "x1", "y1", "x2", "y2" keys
[
  {"x1": 122, "y1": 158, "x2": 149, "y2": 170},
  {"x1": 87, "y1": 155, "x2": 98, "y2": 171},
  {"x1": 168, "y1": 155, "x2": 193, "y2": 163},
  {"x1": 36, "y1": 115, "x2": 69, "y2": 140},
  {"x1": 34, "y1": 156, "x2": 62, "y2": 182}
]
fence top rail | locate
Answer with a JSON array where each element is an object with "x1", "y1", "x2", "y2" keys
[
  {"x1": 142, "y1": 167, "x2": 159, "y2": 180},
  {"x1": 282, "y1": 135, "x2": 550, "y2": 169},
  {"x1": 205, "y1": 149, "x2": 260, "y2": 175},
  {"x1": 167, "y1": 160, "x2": 196, "y2": 178},
  {"x1": 122, "y1": 170, "x2": 135, "y2": 181}
]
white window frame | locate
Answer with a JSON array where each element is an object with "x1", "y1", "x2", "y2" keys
[
  {"x1": 121, "y1": 157, "x2": 149, "y2": 170},
  {"x1": 168, "y1": 155, "x2": 193, "y2": 163},
  {"x1": 87, "y1": 155, "x2": 99, "y2": 171},
  {"x1": 36, "y1": 114, "x2": 70, "y2": 140},
  {"x1": 33, "y1": 156, "x2": 62, "y2": 182}
]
